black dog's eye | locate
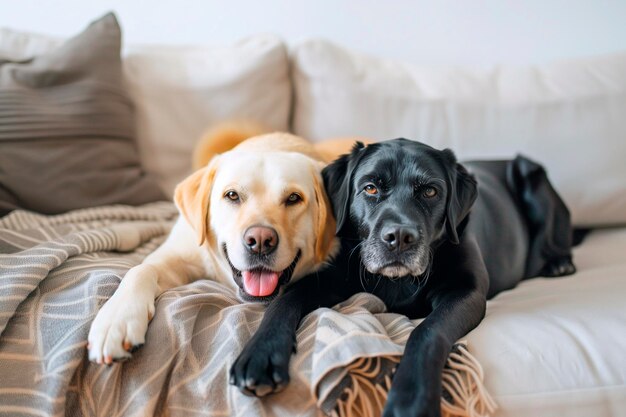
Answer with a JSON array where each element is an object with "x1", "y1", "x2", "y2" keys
[
  {"x1": 422, "y1": 186, "x2": 437, "y2": 198},
  {"x1": 364, "y1": 183, "x2": 378, "y2": 195},
  {"x1": 286, "y1": 193, "x2": 302, "y2": 205},
  {"x1": 225, "y1": 190, "x2": 240, "y2": 202}
]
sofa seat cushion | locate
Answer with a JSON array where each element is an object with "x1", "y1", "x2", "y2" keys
[{"x1": 466, "y1": 227, "x2": 626, "y2": 417}]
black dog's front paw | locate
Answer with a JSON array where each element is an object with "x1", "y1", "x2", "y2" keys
[
  {"x1": 229, "y1": 334, "x2": 294, "y2": 397},
  {"x1": 383, "y1": 390, "x2": 440, "y2": 417}
]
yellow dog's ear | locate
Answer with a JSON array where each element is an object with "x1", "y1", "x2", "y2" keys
[
  {"x1": 174, "y1": 157, "x2": 220, "y2": 246},
  {"x1": 312, "y1": 169, "x2": 338, "y2": 264}
]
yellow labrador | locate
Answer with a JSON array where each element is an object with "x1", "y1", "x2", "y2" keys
[{"x1": 88, "y1": 128, "x2": 341, "y2": 364}]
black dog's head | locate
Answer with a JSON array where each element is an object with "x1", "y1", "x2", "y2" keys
[{"x1": 323, "y1": 138, "x2": 478, "y2": 278}]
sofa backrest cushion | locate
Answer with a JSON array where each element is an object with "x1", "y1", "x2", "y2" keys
[
  {"x1": 123, "y1": 36, "x2": 291, "y2": 195},
  {"x1": 291, "y1": 40, "x2": 626, "y2": 227}
]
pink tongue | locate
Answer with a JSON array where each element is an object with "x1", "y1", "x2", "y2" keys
[{"x1": 242, "y1": 270, "x2": 280, "y2": 297}]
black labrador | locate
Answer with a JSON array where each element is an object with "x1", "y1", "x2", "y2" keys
[{"x1": 230, "y1": 138, "x2": 576, "y2": 417}]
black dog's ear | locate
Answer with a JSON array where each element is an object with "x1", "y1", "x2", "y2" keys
[
  {"x1": 442, "y1": 149, "x2": 478, "y2": 244},
  {"x1": 322, "y1": 142, "x2": 367, "y2": 237}
]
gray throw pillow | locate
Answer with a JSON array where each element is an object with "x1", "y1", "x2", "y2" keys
[{"x1": 0, "y1": 13, "x2": 165, "y2": 216}]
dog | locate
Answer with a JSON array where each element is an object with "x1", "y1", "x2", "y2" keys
[
  {"x1": 230, "y1": 138, "x2": 576, "y2": 416},
  {"x1": 87, "y1": 125, "x2": 343, "y2": 365}
]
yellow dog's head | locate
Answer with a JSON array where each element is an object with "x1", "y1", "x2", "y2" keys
[{"x1": 175, "y1": 147, "x2": 337, "y2": 302}]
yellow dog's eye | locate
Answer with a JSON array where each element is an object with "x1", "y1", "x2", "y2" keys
[
  {"x1": 423, "y1": 186, "x2": 437, "y2": 198},
  {"x1": 225, "y1": 191, "x2": 240, "y2": 202},
  {"x1": 364, "y1": 183, "x2": 378, "y2": 195},
  {"x1": 286, "y1": 193, "x2": 302, "y2": 205}
]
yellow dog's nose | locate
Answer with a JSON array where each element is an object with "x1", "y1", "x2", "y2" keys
[{"x1": 244, "y1": 226, "x2": 279, "y2": 255}]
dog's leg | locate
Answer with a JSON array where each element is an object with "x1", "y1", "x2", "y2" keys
[
  {"x1": 384, "y1": 238, "x2": 488, "y2": 417},
  {"x1": 230, "y1": 270, "x2": 344, "y2": 396},
  {"x1": 88, "y1": 219, "x2": 206, "y2": 364},
  {"x1": 508, "y1": 155, "x2": 576, "y2": 278}
]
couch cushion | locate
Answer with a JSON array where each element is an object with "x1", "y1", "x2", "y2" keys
[
  {"x1": 291, "y1": 40, "x2": 626, "y2": 227},
  {"x1": 465, "y1": 227, "x2": 626, "y2": 417},
  {"x1": 0, "y1": 13, "x2": 164, "y2": 215},
  {"x1": 123, "y1": 36, "x2": 291, "y2": 195}
]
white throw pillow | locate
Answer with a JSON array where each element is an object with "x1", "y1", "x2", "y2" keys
[
  {"x1": 292, "y1": 40, "x2": 626, "y2": 227},
  {"x1": 1, "y1": 27, "x2": 291, "y2": 196}
]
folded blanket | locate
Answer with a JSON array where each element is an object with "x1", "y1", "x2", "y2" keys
[{"x1": 0, "y1": 203, "x2": 495, "y2": 417}]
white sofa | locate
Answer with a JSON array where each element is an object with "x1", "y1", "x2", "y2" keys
[{"x1": 2, "y1": 25, "x2": 625, "y2": 417}]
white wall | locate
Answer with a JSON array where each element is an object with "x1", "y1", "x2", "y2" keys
[{"x1": 1, "y1": 0, "x2": 625, "y2": 66}]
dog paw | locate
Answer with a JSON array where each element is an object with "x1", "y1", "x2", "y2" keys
[
  {"x1": 541, "y1": 256, "x2": 576, "y2": 277},
  {"x1": 87, "y1": 289, "x2": 155, "y2": 365},
  {"x1": 229, "y1": 334, "x2": 294, "y2": 397}
]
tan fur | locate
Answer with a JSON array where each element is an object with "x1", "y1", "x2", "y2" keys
[
  {"x1": 311, "y1": 167, "x2": 338, "y2": 264},
  {"x1": 194, "y1": 122, "x2": 372, "y2": 168},
  {"x1": 192, "y1": 120, "x2": 270, "y2": 170},
  {"x1": 174, "y1": 157, "x2": 219, "y2": 245}
]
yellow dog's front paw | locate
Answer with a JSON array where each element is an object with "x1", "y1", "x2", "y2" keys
[{"x1": 87, "y1": 290, "x2": 155, "y2": 365}]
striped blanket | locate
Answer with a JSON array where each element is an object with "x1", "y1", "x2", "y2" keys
[{"x1": 0, "y1": 202, "x2": 495, "y2": 417}]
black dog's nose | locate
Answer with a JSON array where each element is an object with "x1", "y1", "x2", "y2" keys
[
  {"x1": 381, "y1": 226, "x2": 418, "y2": 253},
  {"x1": 244, "y1": 226, "x2": 279, "y2": 255}
]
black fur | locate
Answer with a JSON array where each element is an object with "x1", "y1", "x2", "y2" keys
[{"x1": 230, "y1": 138, "x2": 576, "y2": 416}]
